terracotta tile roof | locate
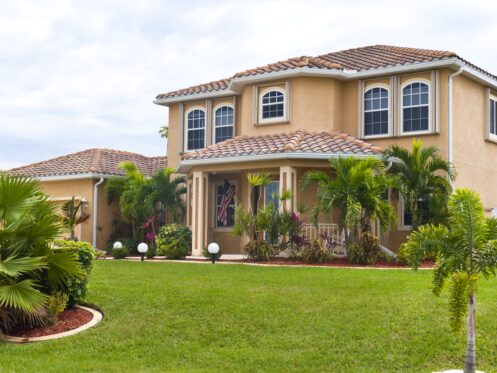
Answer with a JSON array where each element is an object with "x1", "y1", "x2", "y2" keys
[
  {"x1": 156, "y1": 44, "x2": 495, "y2": 100},
  {"x1": 181, "y1": 129, "x2": 382, "y2": 161},
  {"x1": 8, "y1": 149, "x2": 168, "y2": 178}
]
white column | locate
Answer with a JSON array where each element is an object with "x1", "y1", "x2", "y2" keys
[
  {"x1": 279, "y1": 166, "x2": 297, "y2": 213},
  {"x1": 191, "y1": 171, "x2": 208, "y2": 256}
]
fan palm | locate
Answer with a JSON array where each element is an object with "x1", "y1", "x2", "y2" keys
[
  {"x1": 0, "y1": 175, "x2": 82, "y2": 332},
  {"x1": 383, "y1": 139, "x2": 454, "y2": 229},
  {"x1": 302, "y1": 156, "x2": 395, "y2": 245},
  {"x1": 401, "y1": 189, "x2": 497, "y2": 373}
]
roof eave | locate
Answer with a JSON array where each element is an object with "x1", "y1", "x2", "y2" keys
[
  {"x1": 177, "y1": 152, "x2": 382, "y2": 173},
  {"x1": 153, "y1": 89, "x2": 239, "y2": 106},
  {"x1": 32, "y1": 173, "x2": 116, "y2": 182}
]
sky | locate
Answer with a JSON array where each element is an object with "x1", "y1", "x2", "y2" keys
[{"x1": 1, "y1": 0, "x2": 497, "y2": 169}]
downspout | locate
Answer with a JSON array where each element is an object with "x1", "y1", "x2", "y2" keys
[
  {"x1": 448, "y1": 67, "x2": 464, "y2": 188},
  {"x1": 92, "y1": 178, "x2": 105, "y2": 248}
]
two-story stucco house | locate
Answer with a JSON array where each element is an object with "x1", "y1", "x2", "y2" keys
[{"x1": 154, "y1": 45, "x2": 497, "y2": 256}]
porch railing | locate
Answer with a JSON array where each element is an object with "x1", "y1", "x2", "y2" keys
[{"x1": 302, "y1": 223, "x2": 347, "y2": 257}]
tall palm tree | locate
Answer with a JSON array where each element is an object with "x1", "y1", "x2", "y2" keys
[
  {"x1": 0, "y1": 175, "x2": 82, "y2": 332},
  {"x1": 401, "y1": 189, "x2": 497, "y2": 373},
  {"x1": 302, "y1": 156, "x2": 395, "y2": 245},
  {"x1": 383, "y1": 139, "x2": 454, "y2": 229}
]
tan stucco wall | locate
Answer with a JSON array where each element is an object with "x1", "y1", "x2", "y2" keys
[
  {"x1": 40, "y1": 178, "x2": 120, "y2": 250},
  {"x1": 453, "y1": 74, "x2": 497, "y2": 211}
]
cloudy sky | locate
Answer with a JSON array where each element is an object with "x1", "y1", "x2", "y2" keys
[{"x1": 1, "y1": 0, "x2": 497, "y2": 169}]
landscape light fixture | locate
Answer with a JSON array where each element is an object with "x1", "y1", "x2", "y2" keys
[
  {"x1": 113, "y1": 241, "x2": 123, "y2": 249},
  {"x1": 207, "y1": 242, "x2": 220, "y2": 264},
  {"x1": 137, "y1": 243, "x2": 149, "y2": 262}
]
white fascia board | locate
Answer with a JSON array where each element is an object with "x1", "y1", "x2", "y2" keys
[
  {"x1": 36, "y1": 173, "x2": 113, "y2": 182},
  {"x1": 177, "y1": 152, "x2": 382, "y2": 173},
  {"x1": 153, "y1": 89, "x2": 239, "y2": 106}
]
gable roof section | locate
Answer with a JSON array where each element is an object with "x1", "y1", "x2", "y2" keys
[
  {"x1": 155, "y1": 45, "x2": 497, "y2": 101},
  {"x1": 181, "y1": 129, "x2": 382, "y2": 162},
  {"x1": 8, "y1": 149, "x2": 168, "y2": 179}
]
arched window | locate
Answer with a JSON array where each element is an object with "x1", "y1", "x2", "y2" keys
[
  {"x1": 364, "y1": 87, "x2": 389, "y2": 136},
  {"x1": 402, "y1": 82, "x2": 429, "y2": 133},
  {"x1": 214, "y1": 105, "x2": 234, "y2": 143},
  {"x1": 261, "y1": 89, "x2": 285, "y2": 120},
  {"x1": 186, "y1": 109, "x2": 205, "y2": 151}
]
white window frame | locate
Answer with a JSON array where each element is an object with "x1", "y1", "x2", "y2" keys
[
  {"x1": 213, "y1": 180, "x2": 237, "y2": 230},
  {"x1": 184, "y1": 106, "x2": 206, "y2": 152},
  {"x1": 212, "y1": 103, "x2": 235, "y2": 144},
  {"x1": 363, "y1": 83, "x2": 391, "y2": 139},
  {"x1": 397, "y1": 194, "x2": 413, "y2": 231},
  {"x1": 400, "y1": 78, "x2": 432, "y2": 136},
  {"x1": 259, "y1": 87, "x2": 287, "y2": 124},
  {"x1": 489, "y1": 93, "x2": 497, "y2": 142}
]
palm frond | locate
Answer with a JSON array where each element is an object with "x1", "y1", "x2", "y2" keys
[{"x1": 0, "y1": 279, "x2": 48, "y2": 313}]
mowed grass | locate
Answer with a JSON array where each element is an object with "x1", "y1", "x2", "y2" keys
[{"x1": 2, "y1": 261, "x2": 497, "y2": 372}]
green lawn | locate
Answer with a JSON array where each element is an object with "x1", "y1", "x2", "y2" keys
[{"x1": 2, "y1": 261, "x2": 497, "y2": 372}]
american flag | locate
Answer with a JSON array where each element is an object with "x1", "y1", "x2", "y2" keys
[{"x1": 217, "y1": 179, "x2": 235, "y2": 226}]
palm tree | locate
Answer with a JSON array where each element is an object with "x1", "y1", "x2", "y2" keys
[
  {"x1": 302, "y1": 156, "x2": 395, "y2": 245},
  {"x1": 145, "y1": 167, "x2": 187, "y2": 225},
  {"x1": 0, "y1": 175, "x2": 82, "y2": 332},
  {"x1": 159, "y1": 125, "x2": 169, "y2": 140},
  {"x1": 401, "y1": 189, "x2": 497, "y2": 373},
  {"x1": 383, "y1": 139, "x2": 454, "y2": 229},
  {"x1": 61, "y1": 196, "x2": 90, "y2": 240}
]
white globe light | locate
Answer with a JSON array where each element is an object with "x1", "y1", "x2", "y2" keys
[
  {"x1": 207, "y1": 242, "x2": 220, "y2": 255},
  {"x1": 137, "y1": 243, "x2": 149, "y2": 254},
  {"x1": 113, "y1": 241, "x2": 123, "y2": 249}
]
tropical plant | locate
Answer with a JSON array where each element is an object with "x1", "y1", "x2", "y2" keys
[
  {"x1": 302, "y1": 156, "x2": 395, "y2": 246},
  {"x1": 111, "y1": 247, "x2": 128, "y2": 259},
  {"x1": 347, "y1": 230, "x2": 384, "y2": 265},
  {"x1": 243, "y1": 240, "x2": 273, "y2": 261},
  {"x1": 383, "y1": 138, "x2": 454, "y2": 229},
  {"x1": 301, "y1": 240, "x2": 330, "y2": 263},
  {"x1": 159, "y1": 125, "x2": 169, "y2": 139},
  {"x1": 400, "y1": 189, "x2": 497, "y2": 373},
  {"x1": 61, "y1": 196, "x2": 90, "y2": 240},
  {"x1": 0, "y1": 175, "x2": 82, "y2": 332},
  {"x1": 106, "y1": 162, "x2": 186, "y2": 242},
  {"x1": 155, "y1": 224, "x2": 191, "y2": 259}
]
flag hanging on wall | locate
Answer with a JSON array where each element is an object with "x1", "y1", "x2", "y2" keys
[{"x1": 218, "y1": 179, "x2": 235, "y2": 226}]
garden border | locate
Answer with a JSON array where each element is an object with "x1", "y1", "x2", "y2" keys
[{"x1": 2, "y1": 306, "x2": 103, "y2": 344}]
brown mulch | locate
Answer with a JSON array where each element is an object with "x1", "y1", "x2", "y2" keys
[
  {"x1": 233, "y1": 257, "x2": 435, "y2": 268},
  {"x1": 8, "y1": 307, "x2": 93, "y2": 338}
]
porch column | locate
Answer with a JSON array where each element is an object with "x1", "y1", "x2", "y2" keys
[
  {"x1": 279, "y1": 166, "x2": 297, "y2": 212},
  {"x1": 191, "y1": 171, "x2": 209, "y2": 256}
]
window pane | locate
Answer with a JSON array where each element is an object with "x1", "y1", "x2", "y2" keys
[
  {"x1": 265, "y1": 181, "x2": 280, "y2": 208},
  {"x1": 491, "y1": 100, "x2": 496, "y2": 135},
  {"x1": 216, "y1": 184, "x2": 236, "y2": 227},
  {"x1": 262, "y1": 91, "x2": 285, "y2": 119},
  {"x1": 403, "y1": 83, "x2": 429, "y2": 132}
]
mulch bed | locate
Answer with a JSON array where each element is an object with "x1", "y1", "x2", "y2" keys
[{"x1": 8, "y1": 307, "x2": 93, "y2": 338}]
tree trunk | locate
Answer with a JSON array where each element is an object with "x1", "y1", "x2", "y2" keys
[{"x1": 464, "y1": 294, "x2": 476, "y2": 373}]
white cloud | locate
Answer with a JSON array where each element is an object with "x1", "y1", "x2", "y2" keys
[{"x1": 1, "y1": 0, "x2": 497, "y2": 169}]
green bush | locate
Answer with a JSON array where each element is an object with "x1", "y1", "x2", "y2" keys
[
  {"x1": 243, "y1": 240, "x2": 273, "y2": 261},
  {"x1": 347, "y1": 231, "x2": 382, "y2": 265},
  {"x1": 108, "y1": 237, "x2": 139, "y2": 254},
  {"x1": 46, "y1": 291, "x2": 69, "y2": 324},
  {"x1": 53, "y1": 240, "x2": 96, "y2": 306},
  {"x1": 156, "y1": 224, "x2": 191, "y2": 259},
  {"x1": 302, "y1": 240, "x2": 331, "y2": 263},
  {"x1": 202, "y1": 246, "x2": 223, "y2": 260},
  {"x1": 146, "y1": 245, "x2": 157, "y2": 259},
  {"x1": 112, "y1": 247, "x2": 129, "y2": 259}
]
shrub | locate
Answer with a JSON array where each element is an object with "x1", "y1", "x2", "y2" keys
[
  {"x1": 94, "y1": 249, "x2": 107, "y2": 259},
  {"x1": 301, "y1": 240, "x2": 331, "y2": 263},
  {"x1": 146, "y1": 245, "x2": 157, "y2": 259},
  {"x1": 156, "y1": 224, "x2": 191, "y2": 259},
  {"x1": 53, "y1": 240, "x2": 96, "y2": 306},
  {"x1": 347, "y1": 231, "x2": 382, "y2": 265},
  {"x1": 243, "y1": 240, "x2": 273, "y2": 261},
  {"x1": 112, "y1": 247, "x2": 128, "y2": 259},
  {"x1": 108, "y1": 237, "x2": 139, "y2": 254},
  {"x1": 202, "y1": 246, "x2": 223, "y2": 260},
  {"x1": 46, "y1": 291, "x2": 69, "y2": 324}
]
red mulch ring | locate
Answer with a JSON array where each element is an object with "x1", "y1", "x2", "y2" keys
[
  {"x1": 233, "y1": 257, "x2": 435, "y2": 268},
  {"x1": 8, "y1": 307, "x2": 93, "y2": 338}
]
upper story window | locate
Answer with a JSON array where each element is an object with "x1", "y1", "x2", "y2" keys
[
  {"x1": 364, "y1": 87, "x2": 389, "y2": 137},
  {"x1": 214, "y1": 105, "x2": 234, "y2": 143},
  {"x1": 402, "y1": 82, "x2": 430, "y2": 134},
  {"x1": 490, "y1": 95, "x2": 497, "y2": 138},
  {"x1": 186, "y1": 108, "x2": 205, "y2": 151},
  {"x1": 260, "y1": 88, "x2": 285, "y2": 122}
]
